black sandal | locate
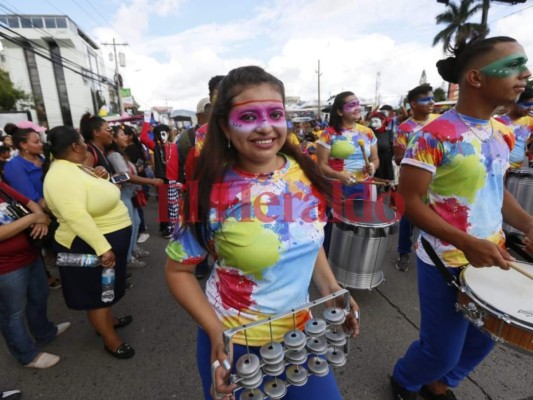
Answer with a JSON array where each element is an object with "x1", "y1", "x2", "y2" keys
[{"x1": 104, "y1": 343, "x2": 135, "y2": 359}]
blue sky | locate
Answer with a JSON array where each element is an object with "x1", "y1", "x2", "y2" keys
[{"x1": 4, "y1": 0, "x2": 533, "y2": 109}]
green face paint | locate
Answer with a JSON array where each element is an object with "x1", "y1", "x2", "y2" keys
[{"x1": 479, "y1": 52, "x2": 528, "y2": 78}]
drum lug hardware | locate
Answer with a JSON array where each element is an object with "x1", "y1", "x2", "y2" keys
[{"x1": 456, "y1": 302, "x2": 485, "y2": 327}]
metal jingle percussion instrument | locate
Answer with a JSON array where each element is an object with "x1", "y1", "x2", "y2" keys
[
  {"x1": 211, "y1": 290, "x2": 353, "y2": 400},
  {"x1": 323, "y1": 307, "x2": 346, "y2": 325},
  {"x1": 457, "y1": 263, "x2": 533, "y2": 353},
  {"x1": 285, "y1": 365, "x2": 309, "y2": 387},
  {"x1": 260, "y1": 342, "x2": 284, "y2": 365},
  {"x1": 263, "y1": 378, "x2": 287, "y2": 400},
  {"x1": 304, "y1": 318, "x2": 328, "y2": 337},
  {"x1": 239, "y1": 388, "x2": 265, "y2": 400}
]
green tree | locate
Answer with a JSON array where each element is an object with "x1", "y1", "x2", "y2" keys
[
  {"x1": 434, "y1": 87, "x2": 447, "y2": 102},
  {"x1": 433, "y1": 0, "x2": 487, "y2": 53},
  {"x1": 0, "y1": 69, "x2": 29, "y2": 111}
]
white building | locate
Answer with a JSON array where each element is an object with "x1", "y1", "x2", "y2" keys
[{"x1": 0, "y1": 14, "x2": 116, "y2": 129}]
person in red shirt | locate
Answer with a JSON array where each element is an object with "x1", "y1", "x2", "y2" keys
[{"x1": 0, "y1": 181, "x2": 70, "y2": 368}]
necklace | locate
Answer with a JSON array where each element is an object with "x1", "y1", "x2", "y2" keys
[{"x1": 453, "y1": 109, "x2": 494, "y2": 142}]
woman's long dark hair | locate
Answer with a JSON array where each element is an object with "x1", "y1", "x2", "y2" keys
[
  {"x1": 329, "y1": 91, "x2": 355, "y2": 134},
  {"x1": 183, "y1": 65, "x2": 333, "y2": 252},
  {"x1": 11, "y1": 128, "x2": 37, "y2": 151},
  {"x1": 79, "y1": 112, "x2": 106, "y2": 143},
  {"x1": 42, "y1": 126, "x2": 80, "y2": 179}
]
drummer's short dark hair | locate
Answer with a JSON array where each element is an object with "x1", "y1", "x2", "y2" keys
[{"x1": 407, "y1": 84, "x2": 433, "y2": 103}]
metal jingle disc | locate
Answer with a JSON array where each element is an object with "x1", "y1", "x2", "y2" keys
[
  {"x1": 307, "y1": 356, "x2": 330, "y2": 377},
  {"x1": 304, "y1": 318, "x2": 327, "y2": 337},
  {"x1": 239, "y1": 368, "x2": 264, "y2": 390},
  {"x1": 285, "y1": 347, "x2": 308, "y2": 365},
  {"x1": 285, "y1": 364, "x2": 309, "y2": 387},
  {"x1": 262, "y1": 360, "x2": 286, "y2": 377},
  {"x1": 264, "y1": 378, "x2": 288, "y2": 400},
  {"x1": 236, "y1": 353, "x2": 261, "y2": 378},
  {"x1": 260, "y1": 342, "x2": 284, "y2": 363},
  {"x1": 325, "y1": 347, "x2": 347, "y2": 367},
  {"x1": 239, "y1": 388, "x2": 265, "y2": 400},
  {"x1": 306, "y1": 335, "x2": 328, "y2": 355},
  {"x1": 325, "y1": 327, "x2": 347, "y2": 347},
  {"x1": 323, "y1": 307, "x2": 346, "y2": 325},
  {"x1": 283, "y1": 329, "x2": 306, "y2": 350}
]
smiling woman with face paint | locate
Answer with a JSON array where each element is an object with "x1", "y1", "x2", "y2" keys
[
  {"x1": 316, "y1": 91, "x2": 379, "y2": 201},
  {"x1": 165, "y1": 66, "x2": 359, "y2": 400},
  {"x1": 391, "y1": 36, "x2": 533, "y2": 400}
]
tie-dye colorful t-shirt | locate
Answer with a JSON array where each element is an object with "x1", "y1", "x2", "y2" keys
[
  {"x1": 318, "y1": 125, "x2": 376, "y2": 180},
  {"x1": 393, "y1": 114, "x2": 440, "y2": 150},
  {"x1": 401, "y1": 110, "x2": 515, "y2": 267},
  {"x1": 495, "y1": 115, "x2": 533, "y2": 168},
  {"x1": 166, "y1": 155, "x2": 326, "y2": 346}
]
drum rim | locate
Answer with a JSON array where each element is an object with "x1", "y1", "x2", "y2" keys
[
  {"x1": 332, "y1": 200, "x2": 398, "y2": 228},
  {"x1": 507, "y1": 168, "x2": 533, "y2": 176},
  {"x1": 459, "y1": 267, "x2": 533, "y2": 331}
]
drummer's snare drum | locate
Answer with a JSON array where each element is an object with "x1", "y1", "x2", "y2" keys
[
  {"x1": 328, "y1": 200, "x2": 398, "y2": 290},
  {"x1": 457, "y1": 262, "x2": 533, "y2": 352},
  {"x1": 503, "y1": 168, "x2": 533, "y2": 236}
]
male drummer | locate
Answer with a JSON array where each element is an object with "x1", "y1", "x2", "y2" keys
[
  {"x1": 392, "y1": 84, "x2": 439, "y2": 272},
  {"x1": 496, "y1": 87, "x2": 533, "y2": 169},
  {"x1": 391, "y1": 37, "x2": 533, "y2": 400}
]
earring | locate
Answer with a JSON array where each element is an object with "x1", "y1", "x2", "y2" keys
[
  {"x1": 227, "y1": 139, "x2": 231, "y2": 149},
  {"x1": 476, "y1": 83, "x2": 481, "y2": 88}
]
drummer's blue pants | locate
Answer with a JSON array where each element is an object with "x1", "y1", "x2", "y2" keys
[
  {"x1": 196, "y1": 327, "x2": 342, "y2": 400},
  {"x1": 392, "y1": 257, "x2": 495, "y2": 391},
  {"x1": 397, "y1": 215, "x2": 414, "y2": 255}
]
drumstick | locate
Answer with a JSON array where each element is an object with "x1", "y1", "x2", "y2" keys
[
  {"x1": 508, "y1": 261, "x2": 533, "y2": 280},
  {"x1": 357, "y1": 139, "x2": 370, "y2": 167}
]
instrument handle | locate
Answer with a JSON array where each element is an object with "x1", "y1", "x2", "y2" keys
[
  {"x1": 358, "y1": 141, "x2": 371, "y2": 167},
  {"x1": 508, "y1": 261, "x2": 533, "y2": 280}
]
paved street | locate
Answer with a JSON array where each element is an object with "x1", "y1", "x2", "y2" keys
[{"x1": 1, "y1": 199, "x2": 532, "y2": 400}]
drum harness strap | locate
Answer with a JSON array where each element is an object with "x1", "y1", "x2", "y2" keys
[{"x1": 421, "y1": 237, "x2": 460, "y2": 289}]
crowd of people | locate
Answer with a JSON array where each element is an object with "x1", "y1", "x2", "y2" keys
[{"x1": 1, "y1": 34, "x2": 533, "y2": 400}]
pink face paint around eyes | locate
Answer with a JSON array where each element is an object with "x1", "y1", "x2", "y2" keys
[
  {"x1": 228, "y1": 102, "x2": 287, "y2": 134},
  {"x1": 343, "y1": 100, "x2": 360, "y2": 113}
]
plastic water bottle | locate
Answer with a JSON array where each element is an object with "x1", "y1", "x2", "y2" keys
[
  {"x1": 56, "y1": 253, "x2": 101, "y2": 267},
  {"x1": 101, "y1": 268, "x2": 115, "y2": 303}
]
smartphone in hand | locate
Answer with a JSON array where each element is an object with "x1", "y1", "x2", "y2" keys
[{"x1": 110, "y1": 173, "x2": 130, "y2": 184}]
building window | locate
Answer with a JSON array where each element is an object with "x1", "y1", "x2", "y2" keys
[
  {"x1": 0, "y1": 17, "x2": 7, "y2": 25},
  {"x1": 7, "y1": 17, "x2": 20, "y2": 28},
  {"x1": 44, "y1": 17, "x2": 56, "y2": 28},
  {"x1": 55, "y1": 17, "x2": 67, "y2": 28},
  {"x1": 32, "y1": 17, "x2": 43, "y2": 28},
  {"x1": 48, "y1": 41, "x2": 73, "y2": 126},
  {"x1": 22, "y1": 42, "x2": 48, "y2": 126},
  {"x1": 20, "y1": 17, "x2": 32, "y2": 28}
]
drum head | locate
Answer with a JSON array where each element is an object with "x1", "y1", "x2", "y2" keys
[
  {"x1": 333, "y1": 200, "x2": 397, "y2": 228},
  {"x1": 461, "y1": 263, "x2": 533, "y2": 328}
]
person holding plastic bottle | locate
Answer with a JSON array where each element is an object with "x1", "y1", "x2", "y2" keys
[{"x1": 43, "y1": 126, "x2": 135, "y2": 359}]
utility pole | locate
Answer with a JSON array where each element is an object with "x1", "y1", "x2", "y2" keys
[
  {"x1": 101, "y1": 38, "x2": 128, "y2": 114},
  {"x1": 316, "y1": 59, "x2": 322, "y2": 120},
  {"x1": 481, "y1": 0, "x2": 490, "y2": 32}
]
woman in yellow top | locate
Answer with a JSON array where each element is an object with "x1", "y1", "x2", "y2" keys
[{"x1": 43, "y1": 126, "x2": 135, "y2": 359}]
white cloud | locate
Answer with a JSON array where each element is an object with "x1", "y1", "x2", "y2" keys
[{"x1": 90, "y1": 0, "x2": 533, "y2": 111}]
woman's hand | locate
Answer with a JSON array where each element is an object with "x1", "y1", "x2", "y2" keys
[
  {"x1": 210, "y1": 340, "x2": 236, "y2": 400},
  {"x1": 364, "y1": 162, "x2": 375, "y2": 176},
  {"x1": 339, "y1": 170, "x2": 355, "y2": 186},
  {"x1": 152, "y1": 178, "x2": 165, "y2": 186},
  {"x1": 94, "y1": 166, "x2": 110, "y2": 179},
  {"x1": 343, "y1": 295, "x2": 360, "y2": 338},
  {"x1": 100, "y1": 250, "x2": 116, "y2": 268},
  {"x1": 29, "y1": 223, "x2": 49, "y2": 239}
]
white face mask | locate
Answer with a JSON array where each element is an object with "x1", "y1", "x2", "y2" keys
[
  {"x1": 370, "y1": 117, "x2": 382, "y2": 130},
  {"x1": 160, "y1": 131, "x2": 168, "y2": 143}
]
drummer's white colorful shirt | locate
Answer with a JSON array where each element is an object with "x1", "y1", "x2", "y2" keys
[
  {"x1": 401, "y1": 109, "x2": 515, "y2": 267},
  {"x1": 495, "y1": 114, "x2": 533, "y2": 168},
  {"x1": 166, "y1": 155, "x2": 326, "y2": 346},
  {"x1": 393, "y1": 114, "x2": 440, "y2": 150},
  {"x1": 318, "y1": 125, "x2": 376, "y2": 180}
]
